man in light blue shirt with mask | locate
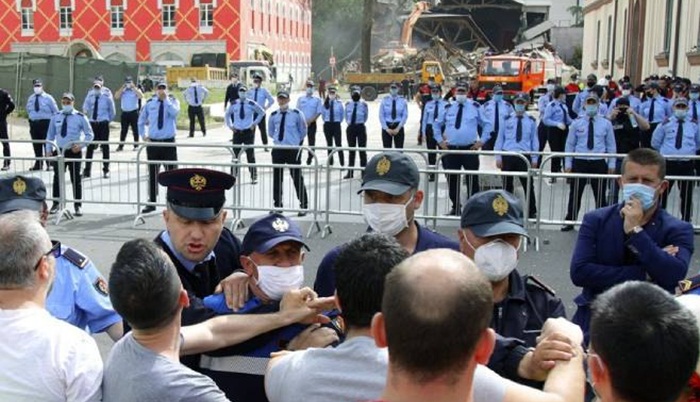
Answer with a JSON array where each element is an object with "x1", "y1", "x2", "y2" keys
[
  {"x1": 82, "y1": 77, "x2": 115, "y2": 179},
  {"x1": 296, "y1": 80, "x2": 323, "y2": 165},
  {"x1": 481, "y1": 85, "x2": 513, "y2": 151},
  {"x1": 225, "y1": 85, "x2": 265, "y2": 184}
]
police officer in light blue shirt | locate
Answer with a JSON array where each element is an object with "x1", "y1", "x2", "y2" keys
[
  {"x1": 248, "y1": 75, "x2": 275, "y2": 150},
  {"x1": 225, "y1": 85, "x2": 265, "y2": 183},
  {"x1": 652, "y1": 97, "x2": 700, "y2": 222},
  {"x1": 320, "y1": 85, "x2": 345, "y2": 166},
  {"x1": 114, "y1": 76, "x2": 144, "y2": 152},
  {"x1": 537, "y1": 79, "x2": 556, "y2": 156},
  {"x1": 561, "y1": 92, "x2": 616, "y2": 231},
  {"x1": 379, "y1": 82, "x2": 409, "y2": 149},
  {"x1": 421, "y1": 85, "x2": 446, "y2": 181},
  {"x1": 297, "y1": 80, "x2": 323, "y2": 165},
  {"x1": 481, "y1": 85, "x2": 514, "y2": 150},
  {"x1": 543, "y1": 87, "x2": 573, "y2": 177},
  {"x1": 572, "y1": 74, "x2": 597, "y2": 116},
  {"x1": 0, "y1": 175, "x2": 123, "y2": 340},
  {"x1": 344, "y1": 86, "x2": 369, "y2": 178},
  {"x1": 184, "y1": 78, "x2": 209, "y2": 137},
  {"x1": 26, "y1": 79, "x2": 59, "y2": 171},
  {"x1": 269, "y1": 91, "x2": 308, "y2": 215},
  {"x1": 640, "y1": 82, "x2": 672, "y2": 148},
  {"x1": 45, "y1": 92, "x2": 93, "y2": 217},
  {"x1": 82, "y1": 77, "x2": 116, "y2": 179}
]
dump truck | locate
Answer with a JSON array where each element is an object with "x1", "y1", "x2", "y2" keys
[{"x1": 344, "y1": 60, "x2": 444, "y2": 101}]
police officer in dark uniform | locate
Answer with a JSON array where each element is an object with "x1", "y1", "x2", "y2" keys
[
  {"x1": 0, "y1": 87, "x2": 15, "y2": 170},
  {"x1": 459, "y1": 189, "x2": 566, "y2": 348}
]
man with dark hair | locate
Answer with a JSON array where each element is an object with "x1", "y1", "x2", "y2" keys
[
  {"x1": 588, "y1": 281, "x2": 699, "y2": 402},
  {"x1": 570, "y1": 148, "x2": 693, "y2": 343}
]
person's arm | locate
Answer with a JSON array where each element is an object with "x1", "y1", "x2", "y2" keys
[
  {"x1": 542, "y1": 104, "x2": 556, "y2": 127},
  {"x1": 48, "y1": 95, "x2": 59, "y2": 114},
  {"x1": 133, "y1": 86, "x2": 144, "y2": 99},
  {"x1": 631, "y1": 109, "x2": 650, "y2": 131},
  {"x1": 46, "y1": 117, "x2": 56, "y2": 153},
  {"x1": 265, "y1": 90, "x2": 274, "y2": 109},
  {"x1": 108, "y1": 96, "x2": 116, "y2": 121},
  {"x1": 166, "y1": 96, "x2": 180, "y2": 116},
  {"x1": 6, "y1": 92, "x2": 15, "y2": 115},
  {"x1": 268, "y1": 113, "x2": 278, "y2": 142},
  {"x1": 252, "y1": 102, "x2": 265, "y2": 126},
  {"x1": 296, "y1": 110, "x2": 307, "y2": 137},
  {"x1": 73, "y1": 258, "x2": 124, "y2": 339},
  {"x1": 398, "y1": 99, "x2": 408, "y2": 128},
  {"x1": 530, "y1": 120, "x2": 539, "y2": 166},
  {"x1": 379, "y1": 98, "x2": 388, "y2": 130},
  {"x1": 114, "y1": 85, "x2": 124, "y2": 100},
  {"x1": 81, "y1": 114, "x2": 94, "y2": 144},
  {"x1": 651, "y1": 121, "x2": 664, "y2": 150},
  {"x1": 564, "y1": 124, "x2": 576, "y2": 171},
  {"x1": 82, "y1": 95, "x2": 90, "y2": 115},
  {"x1": 138, "y1": 103, "x2": 149, "y2": 139},
  {"x1": 202, "y1": 86, "x2": 210, "y2": 102},
  {"x1": 605, "y1": 123, "x2": 616, "y2": 170},
  {"x1": 313, "y1": 250, "x2": 339, "y2": 297},
  {"x1": 224, "y1": 105, "x2": 234, "y2": 130}
]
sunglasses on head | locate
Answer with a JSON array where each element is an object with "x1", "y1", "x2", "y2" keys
[{"x1": 34, "y1": 240, "x2": 61, "y2": 271}]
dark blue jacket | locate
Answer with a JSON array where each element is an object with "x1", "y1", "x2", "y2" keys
[{"x1": 570, "y1": 204, "x2": 693, "y2": 340}]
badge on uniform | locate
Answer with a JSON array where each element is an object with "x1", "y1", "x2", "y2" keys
[
  {"x1": 376, "y1": 156, "x2": 391, "y2": 176},
  {"x1": 492, "y1": 194, "x2": 509, "y2": 216},
  {"x1": 94, "y1": 277, "x2": 109, "y2": 296},
  {"x1": 12, "y1": 178, "x2": 26, "y2": 195},
  {"x1": 189, "y1": 174, "x2": 207, "y2": 191},
  {"x1": 272, "y1": 217, "x2": 289, "y2": 232}
]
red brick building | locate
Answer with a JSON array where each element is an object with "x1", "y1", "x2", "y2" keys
[{"x1": 0, "y1": 0, "x2": 312, "y2": 82}]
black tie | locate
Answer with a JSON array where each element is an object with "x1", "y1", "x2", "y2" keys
[
  {"x1": 330, "y1": 100, "x2": 334, "y2": 122},
  {"x1": 559, "y1": 103, "x2": 567, "y2": 125},
  {"x1": 92, "y1": 94, "x2": 99, "y2": 121},
  {"x1": 433, "y1": 101, "x2": 439, "y2": 122},
  {"x1": 391, "y1": 98, "x2": 397, "y2": 120},
  {"x1": 351, "y1": 102, "x2": 357, "y2": 125},
  {"x1": 34, "y1": 95, "x2": 39, "y2": 112},
  {"x1": 193, "y1": 262, "x2": 211, "y2": 291},
  {"x1": 455, "y1": 103, "x2": 464, "y2": 129},
  {"x1": 255, "y1": 88, "x2": 259, "y2": 102},
  {"x1": 61, "y1": 115, "x2": 68, "y2": 138},
  {"x1": 587, "y1": 117, "x2": 595, "y2": 150},
  {"x1": 676, "y1": 120, "x2": 684, "y2": 149},
  {"x1": 693, "y1": 102, "x2": 698, "y2": 122},
  {"x1": 494, "y1": 102, "x2": 500, "y2": 134},
  {"x1": 157, "y1": 100, "x2": 164, "y2": 130},
  {"x1": 649, "y1": 98, "x2": 656, "y2": 122},
  {"x1": 516, "y1": 116, "x2": 523, "y2": 142},
  {"x1": 239, "y1": 101, "x2": 245, "y2": 119},
  {"x1": 194, "y1": 87, "x2": 199, "y2": 104},
  {"x1": 279, "y1": 111, "x2": 287, "y2": 141}
]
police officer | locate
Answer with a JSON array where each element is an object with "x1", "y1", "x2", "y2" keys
[
  {"x1": 537, "y1": 79, "x2": 556, "y2": 156},
  {"x1": 26, "y1": 79, "x2": 58, "y2": 171},
  {"x1": 495, "y1": 93, "x2": 539, "y2": 218},
  {"x1": 184, "y1": 77, "x2": 209, "y2": 137},
  {"x1": 296, "y1": 80, "x2": 323, "y2": 165},
  {"x1": 421, "y1": 84, "x2": 446, "y2": 182},
  {"x1": 321, "y1": 85, "x2": 344, "y2": 166},
  {"x1": 609, "y1": 82, "x2": 642, "y2": 113},
  {"x1": 0, "y1": 175, "x2": 123, "y2": 341},
  {"x1": 640, "y1": 82, "x2": 672, "y2": 148},
  {"x1": 481, "y1": 85, "x2": 514, "y2": 151},
  {"x1": 688, "y1": 84, "x2": 700, "y2": 175},
  {"x1": 269, "y1": 90, "x2": 309, "y2": 216},
  {"x1": 572, "y1": 73, "x2": 597, "y2": 116},
  {"x1": 248, "y1": 74, "x2": 275, "y2": 151},
  {"x1": 45, "y1": 92, "x2": 94, "y2": 217},
  {"x1": 379, "y1": 82, "x2": 408, "y2": 149},
  {"x1": 224, "y1": 73, "x2": 242, "y2": 109},
  {"x1": 114, "y1": 76, "x2": 144, "y2": 152},
  {"x1": 561, "y1": 92, "x2": 617, "y2": 231},
  {"x1": 0, "y1": 87, "x2": 15, "y2": 171},
  {"x1": 652, "y1": 97, "x2": 700, "y2": 223},
  {"x1": 225, "y1": 85, "x2": 264, "y2": 184},
  {"x1": 542, "y1": 86, "x2": 572, "y2": 180},
  {"x1": 82, "y1": 77, "x2": 116, "y2": 179},
  {"x1": 138, "y1": 81, "x2": 180, "y2": 213},
  {"x1": 344, "y1": 85, "x2": 368, "y2": 179},
  {"x1": 435, "y1": 82, "x2": 489, "y2": 215}
]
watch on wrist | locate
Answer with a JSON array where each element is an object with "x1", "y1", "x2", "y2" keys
[{"x1": 630, "y1": 225, "x2": 643, "y2": 235}]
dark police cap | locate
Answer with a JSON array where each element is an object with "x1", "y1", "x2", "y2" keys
[
  {"x1": 587, "y1": 73, "x2": 597, "y2": 82},
  {"x1": 241, "y1": 213, "x2": 309, "y2": 255},
  {"x1": 0, "y1": 176, "x2": 46, "y2": 215},
  {"x1": 351, "y1": 85, "x2": 361, "y2": 94},
  {"x1": 616, "y1": 96, "x2": 630, "y2": 106},
  {"x1": 32, "y1": 79, "x2": 42, "y2": 86},
  {"x1": 492, "y1": 85, "x2": 503, "y2": 94},
  {"x1": 460, "y1": 190, "x2": 528, "y2": 238},
  {"x1": 277, "y1": 90, "x2": 290, "y2": 99},
  {"x1": 359, "y1": 152, "x2": 419, "y2": 196},
  {"x1": 691, "y1": 84, "x2": 700, "y2": 92},
  {"x1": 674, "y1": 83, "x2": 685, "y2": 92},
  {"x1": 124, "y1": 76, "x2": 134, "y2": 83},
  {"x1": 513, "y1": 92, "x2": 529, "y2": 103},
  {"x1": 158, "y1": 168, "x2": 235, "y2": 220}
]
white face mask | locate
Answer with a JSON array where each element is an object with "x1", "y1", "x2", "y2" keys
[
  {"x1": 622, "y1": 90, "x2": 631, "y2": 97},
  {"x1": 329, "y1": 94, "x2": 336, "y2": 100},
  {"x1": 362, "y1": 195, "x2": 413, "y2": 236},
  {"x1": 256, "y1": 264, "x2": 304, "y2": 301},
  {"x1": 546, "y1": 84, "x2": 555, "y2": 92},
  {"x1": 456, "y1": 94, "x2": 467, "y2": 103},
  {"x1": 33, "y1": 87, "x2": 42, "y2": 95},
  {"x1": 93, "y1": 88, "x2": 101, "y2": 95},
  {"x1": 62, "y1": 105, "x2": 73, "y2": 114},
  {"x1": 190, "y1": 82, "x2": 197, "y2": 87},
  {"x1": 306, "y1": 88, "x2": 314, "y2": 95},
  {"x1": 464, "y1": 234, "x2": 520, "y2": 282}
]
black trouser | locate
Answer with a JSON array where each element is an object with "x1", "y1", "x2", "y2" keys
[
  {"x1": 271, "y1": 148, "x2": 308, "y2": 209},
  {"x1": 253, "y1": 113, "x2": 268, "y2": 145},
  {"x1": 425, "y1": 124, "x2": 439, "y2": 166},
  {"x1": 610, "y1": 158, "x2": 624, "y2": 205},
  {"x1": 661, "y1": 160, "x2": 694, "y2": 222},
  {"x1": 537, "y1": 122, "x2": 548, "y2": 155},
  {"x1": 188, "y1": 105, "x2": 206, "y2": 136},
  {"x1": 119, "y1": 110, "x2": 139, "y2": 145},
  {"x1": 346, "y1": 124, "x2": 367, "y2": 167},
  {"x1": 305, "y1": 122, "x2": 317, "y2": 164},
  {"x1": 695, "y1": 150, "x2": 700, "y2": 177},
  {"x1": 502, "y1": 155, "x2": 537, "y2": 218},
  {"x1": 0, "y1": 118, "x2": 9, "y2": 166},
  {"x1": 382, "y1": 123, "x2": 405, "y2": 149},
  {"x1": 323, "y1": 122, "x2": 344, "y2": 166},
  {"x1": 145, "y1": 138, "x2": 178, "y2": 202},
  {"x1": 641, "y1": 122, "x2": 659, "y2": 149},
  {"x1": 547, "y1": 126, "x2": 567, "y2": 173},
  {"x1": 29, "y1": 119, "x2": 50, "y2": 167},
  {"x1": 52, "y1": 148, "x2": 82, "y2": 207},
  {"x1": 482, "y1": 131, "x2": 497, "y2": 151},
  {"x1": 85, "y1": 120, "x2": 110, "y2": 174},
  {"x1": 442, "y1": 146, "x2": 480, "y2": 211},
  {"x1": 232, "y1": 129, "x2": 257, "y2": 178},
  {"x1": 565, "y1": 159, "x2": 608, "y2": 221}
]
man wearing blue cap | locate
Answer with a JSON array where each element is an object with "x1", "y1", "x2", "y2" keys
[{"x1": 26, "y1": 78, "x2": 59, "y2": 171}]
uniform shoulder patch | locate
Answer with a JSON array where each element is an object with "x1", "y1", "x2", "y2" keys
[
  {"x1": 292, "y1": 109, "x2": 301, "y2": 114},
  {"x1": 75, "y1": 111, "x2": 85, "y2": 116},
  {"x1": 62, "y1": 247, "x2": 89, "y2": 269},
  {"x1": 525, "y1": 275, "x2": 556, "y2": 296},
  {"x1": 93, "y1": 277, "x2": 109, "y2": 296},
  {"x1": 527, "y1": 115, "x2": 536, "y2": 121},
  {"x1": 271, "y1": 110, "x2": 279, "y2": 116}
]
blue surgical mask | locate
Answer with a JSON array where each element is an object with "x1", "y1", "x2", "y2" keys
[
  {"x1": 585, "y1": 104, "x2": 598, "y2": 116},
  {"x1": 456, "y1": 94, "x2": 467, "y2": 103},
  {"x1": 390, "y1": 88, "x2": 398, "y2": 96},
  {"x1": 239, "y1": 91, "x2": 247, "y2": 98},
  {"x1": 493, "y1": 94, "x2": 503, "y2": 102},
  {"x1": 514, "y1": 104, "x2": 526, "y2": 113},
  {"x1": 622, "y1": 183, "x2": 657, "y2": 210},
  {"x1": 62, "y1": 105, "x2": 73, "y2": 114},
  {"x1": 675, "y1": 109, "x2": 688, "y2": 120},
  {"x1": 306, "y1": 88, "x2": 314, "y2": 95},
  {"x1": 431, "y1": 93, "x2": 441, "y2": 100},
  {"x1": 691, "y1": 92, "x2": 700, "y2": 100}
]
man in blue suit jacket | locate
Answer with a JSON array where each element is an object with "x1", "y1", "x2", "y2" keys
[{"x1": 570, "y1": 148, "x2": 693, "y2": 342}]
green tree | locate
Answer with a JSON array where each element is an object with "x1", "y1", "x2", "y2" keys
[
  {"x1": 567, "y1": 5, "x2": 584, "y2": 27},
  {"x1": 311, "y1": 0, "x2": 363, "y2": 79}
]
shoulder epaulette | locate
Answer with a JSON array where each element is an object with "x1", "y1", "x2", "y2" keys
[
  {"x1": 527, "y1": 114, "x2": 536, "y2": 121},
  {"x1": 62, "y1": 247, "x2": 89, "y2": 269},
  {"x1": 146, "y1": 97, "x2": 155, "y2": 103},
  {"x1": 525, "y1": 275, "x2": 556, "y2": 296},
  {"x1": 292, "y1": 109, "x2": 301, "y2": 114},
  {"x1": 75, "y1": 111, "x2": 85, "y2": 116},
  {"x1": 271, "y1": 110, "x2": 279, "y2": 116}
]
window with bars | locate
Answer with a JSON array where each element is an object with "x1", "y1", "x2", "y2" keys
[
  {"x1": 163, "y1": 4, "x2": 176, "y2": 30},
  {"x1": 111, "y1": 5, "x2": 124, "y2": 30},
  {"x1": 21, "y1": 7, "x2": 33, "y2": 31}
]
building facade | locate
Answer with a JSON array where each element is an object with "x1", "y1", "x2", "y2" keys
[
  {"x1": 0, "y1": 0, "x2": 312, "y2": 83},
  {"x1": 582, "y1": 0, "x2": 700, "y2": 84}
]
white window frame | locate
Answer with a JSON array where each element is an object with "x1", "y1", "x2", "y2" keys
[
  {"x1": 199, "y1": 3, "x2": 214, "y2": 33},
  {"x1": 162, "y1": 3, "x2": 176, "y2": 34},
  {"x1": 20, "y1": 7, "x2": 34, "y2": 36},
  {"x1": 110, "y1": 4, "x2": 124, "y2": 35},
  {"x1": 59, "y1": 5, "x2": 72, "y2": 36}
]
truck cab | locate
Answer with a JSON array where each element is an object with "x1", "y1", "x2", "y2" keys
[
  {"x1": 230, "y1": 60, "x2": 280, "y2": 93},
  {"x1": 478, "y1": 55, "x2": 546, "y2": 101}
]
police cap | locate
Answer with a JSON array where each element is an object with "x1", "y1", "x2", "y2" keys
[
  {"x1": 615, "y1": 97, "x2": 630, "y2": 107},
  {"x1": 460, "y1": 190, "x2": 528, "y2": 238},
  {"x1": 305, "y1": 80, "x2": 314, "y2": 87},
  {"x1": 389, "y1": 82, "x2": 399, "y2": 89},
  {"x1": 33, "y1": 79, "x2": 42, "y2": 87},
  {"x1": 124, "y1": 76, "x2": 134, "y2": 84},
  {"x1": 253, "y1": 74, "x2": 263, "y2": 81},
  {"x1": 359, "y1": 152, "x2": 419, "y2": 196},
  {"x1": 239, "y1": 85, "x2": 248, "y2": 92},
  {"x1": 158, "y1": 168, "x2": 235, "y2": 221},
  {"x1": 673, "y1": 97, "x2": 689, "y2": 107},
  {"x1": 156, "y1": 81, "x2": 167, "y2": 89},
  {"x1": 492, "y1": 85, "x2": 503, "y2": 94},
  {"x1": 674, "y1": 83, "x2": 685, "y2": 93},
  {"x1": 586, "y1": 73, "x2": 598, "y2": 82},
  {"x1": 691, "y1": 84, "x2": 700, "y2": 93},
  {"x1": 277, "y1": 90, "x2": 290, "y2": 99},
  {"x1": 62, "y1": 92, "x2": 75, "y2": 101},
  {"x1": 351, "y1": 86, "x2": 361, "y2": 94},
  {"x1": 0, "y1": 175, "x2": 46, "y2": 215},
  {"x1": 513, "y1": 92, "x2": 529, "y2": 103},
  {"x1": 240, "y1": 213, "x2": 309, "y2": 255}
]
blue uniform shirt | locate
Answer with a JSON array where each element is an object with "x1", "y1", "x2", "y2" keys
[
  {"x1": 435, "y1": 100, "x2": 484, "y2": 146},
  {"x1": 651, "y1": 116, "x2": 700, "y2": 157},
  {"x1": 610, "y1": 95, "x2": 642, "y2": 114},
  {"x1": 421, "y1": 98, "x2": 446, "y2": 134},
  {"x1": 379, "y1": 95, "x2": 408, "y2": 130},
  {"x1": 120, "y1": 88, "x2": 141, "y2": 112},
  {"x1": 247, "y1": 86, "x2": 274, "y2": 110},
  {"x1": 185, "y1": 84, "x2": 209, "y2": 107},
  {"x1": 481, "y1": 99, "x2": 514, "y2": 132},
  {"x1": 495, "y1": 113, "x2": 539, "y2": 163},
  {"x1": 344, "y1": 100, "x2": 369, "y2": 125},
  {"x1": 296, "y1": 95, "x2": 323, "y2": 121},
  {"x1": 564, "y1": 115, "x2": 617, "y2": 169},
  {"x1": 27, "y1": 91, "x2": 59, "y2": 120},
  {"x1": 268, "y1": 107, "x2": 307, "y2": 145},
  {"x1": 160, "y1": 231, "x2": 215, "y2": 274},
  {"x1": 640, "y1": 95, "x2": 672, "y2": 124},
  {"x1": 689, "y1": 99, "x2": 700, "y2": 121},
  {"x1": 45, "y1": 110, "x2": 94, "y2": 152},
  {"x1": 572, "y1": 88, "x2": 591, "y2": 115},
  {"x1": 537, "y1": 93, "x2": 552, "y2": 116},
  {"x1": 46, "y1": 245, "x2": 122, "y2": 333},
  {"x1": 320, "y1": 99, "x2": 344, "y2": 123},
  {"x1": 543, "y1": 100, "x2": 573, "y2": 127},
  {"x1": 138, "y1": 95, "x2": 180, "y2": 139},
  {"x1": 82, "y1": 88, "x2": 116, "y2": 122},
  {"x1": 225, "y1": 99, "x2": 265, "y2": 131}
]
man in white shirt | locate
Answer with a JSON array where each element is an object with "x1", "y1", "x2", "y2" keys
[{"x1": 0, "y1": 210, "x2": 102, "y2": 402}]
